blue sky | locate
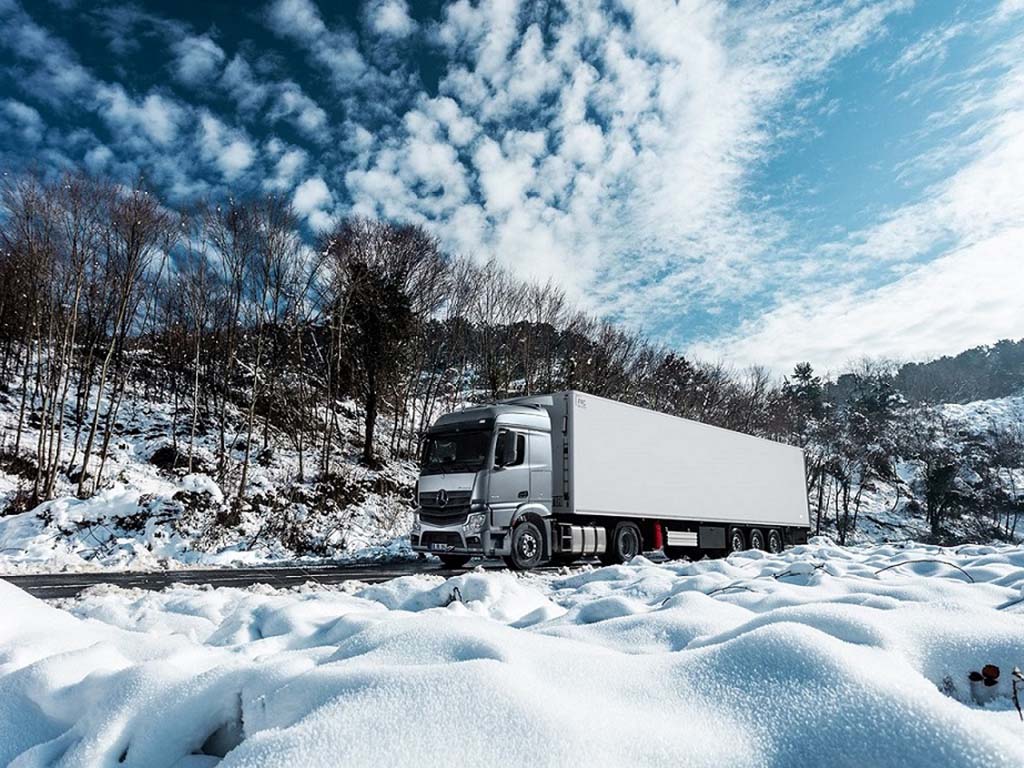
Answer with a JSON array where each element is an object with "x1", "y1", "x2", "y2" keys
[{"x1": 1, "y1": 0, "x2": 1023, "y2": 373}]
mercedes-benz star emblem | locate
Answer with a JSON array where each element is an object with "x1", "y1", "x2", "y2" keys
[{"x1": 437, "y1": 489, "x2": 449, "y2": 507}]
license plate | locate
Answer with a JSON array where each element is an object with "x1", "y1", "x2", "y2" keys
[{"x1": 430, "y1": 543, "x2": 449, "y2": 551}]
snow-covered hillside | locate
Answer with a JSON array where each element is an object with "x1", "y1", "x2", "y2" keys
[
  {"x1": 3, "y1": 541, "x2": 1024, "y2": 766},
  {"x1": 839, "y1": 394, "x2": 1024, "y2": 545},
  {"x1": 0, "y1": 379, "x2": 418, "y2": 573}
]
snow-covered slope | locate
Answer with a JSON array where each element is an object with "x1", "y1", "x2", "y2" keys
[
  {"x1": 0, "y1": 381, "x2": 418, "y2": 572},
  {"x1": 2, "y1": 541, "x2": 1023, "y2": 766},
  {"x1": 830, "y1": 393, "x2": 1024, "y2": 545}
]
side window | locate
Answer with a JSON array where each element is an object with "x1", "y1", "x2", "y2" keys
[{"x1": 495, "y1": 429, "x2": 527, "y2": 467}]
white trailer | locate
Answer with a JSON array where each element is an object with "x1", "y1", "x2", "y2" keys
[
  {"x1": 412, "y1": 390, "x2": 810, "y2": 569},
  {"x1": 549, "y1": 391, "x2": 809, "y2": 546}
]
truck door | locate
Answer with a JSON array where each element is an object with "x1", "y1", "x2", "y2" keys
[
  {"x1": 489, "y1": 429, "x2": 529, "y2": 523},
  {"x1": 528, "y1": 431, "x2": 552, "y2": 506}
]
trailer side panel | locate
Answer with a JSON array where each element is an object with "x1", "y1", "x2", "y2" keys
[{"x1": 565, "y1": 391, "x2": 809, "y2": 529}]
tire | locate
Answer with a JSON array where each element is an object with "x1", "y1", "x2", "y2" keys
[
  {"x1": 503, "y1": 519, "x2": 545, "y2": 571},
  {"x1": 599, "y1": 522, "x2": 643, "y2": 565},
  {"x1": 728, "y1": 526, "x2": 746, "y2": 554},
  {"x1": 438, "y1": 554, "x2": 471, "y2": 568},
  {"x1": 767, "y1": 529, "x2": 784, "y2": 554},
  {"x1": 748, "y1": 528, "x2": 766, "y2": 551}
]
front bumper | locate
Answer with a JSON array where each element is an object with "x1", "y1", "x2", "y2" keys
[{"x1": 411, "y1": 511, "x2": 510, "y2": 557}]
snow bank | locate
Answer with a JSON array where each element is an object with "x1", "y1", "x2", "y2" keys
[{"x1": 3, "y1": 542, "x2": 1024, "y2": 766}]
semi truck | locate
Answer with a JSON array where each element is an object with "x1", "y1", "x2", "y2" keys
[{"x1": 411, "y1": 391, "x2": 810, "y2": 570}]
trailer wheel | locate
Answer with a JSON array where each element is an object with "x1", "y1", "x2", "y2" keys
[
  {"x1": 728, "y1": 527, "x2": 746, "y2": 554},
  {"x1": 748, "y1": 528, "x2": 765, "y2": 551},
  {"x1": 767, "y1": 529, "x2": 784, "y2": 554},
  {"x1": 600, "y1": 522, "x2": 643, "y2": 565},
  {"x1": 438, "y1": 555, "x2": 471, "y2": 568},
  {"x1": 504, "y1": 520, "x2": 545, "y2": 571}
]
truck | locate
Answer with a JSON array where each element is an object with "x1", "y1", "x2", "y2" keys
[{"x1": 411, "y1": 391, "x2": 810, "y2": 570}]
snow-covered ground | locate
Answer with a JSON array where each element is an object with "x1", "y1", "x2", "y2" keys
[{"x1": 3, "y1": 541, "x2": 1024, "y2": 766}]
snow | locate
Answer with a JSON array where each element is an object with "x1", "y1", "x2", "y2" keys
[{"x1": 3, "y1": 541, "x2": 1024, "y2": 766}]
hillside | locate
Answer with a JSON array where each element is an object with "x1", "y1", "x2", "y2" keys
[{"x1": 0, "y1": 377, "x2": 418, "y2": 573}]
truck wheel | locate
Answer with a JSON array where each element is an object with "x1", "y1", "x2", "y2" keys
[
  {"x1": 767, "y1": 529, "x2": 784, "y2": 554},
  {"x1": 600, "y1": 522, "x2": 643, "y2": 565},
  {"x1": 748, "y1": 528, "x2": 765, "y2": 550},
  {"x1": 728, "y1": 527, "x2": 746, "y2": 553},
  {"x1": 503, "y1": 520, "x2": 545, "y2": 571},
  {"x1": 438, "y1": 555, "x2": 471, "y2": 568}
]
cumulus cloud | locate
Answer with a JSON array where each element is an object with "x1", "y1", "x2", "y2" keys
[
  {"x1": 292, "y1": 175, "x2": 334, "y2": 231},
  {"x1": 348, "y1": 0, "x2": 915, "y2": 309},
  {"x1": 220, "y1": 55, "x2": 270, "y2": 113},
  {"x1": 1, "y1": 99, "x2": 44, "y2": 143},
  {"x1": 365, "y1": 0, "x2": 416, "y2": 38},
  {"x1": 268, "y1": 0, "x2": 366, "y2": 86},
  {"x1": 198, "y1": 112, "x2": 255, "y2": 180},
  {"x1": 172, "y1": 34, "x2": 225, "y2": 85},
  {"x1": 264, "y1": 143, "x2": 308, "y2": 191},
  {"x1": 95, "y1": 85, "x2": 183, "y2": 145},
  {"x1": 269, "y1": 81, "x2": 328, "y2": 137}
]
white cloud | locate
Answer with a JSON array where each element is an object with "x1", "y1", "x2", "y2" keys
[
  {"x1": 365, "y1": 0, "x2": 416, "y2": 38},
  {"x1": 95, "y1": 85, "x2": 182, "y2": 145},
  {"x1": 691, "y1": 230, "x2": 1024, "y2": 373},
  {"x1": 264, "y1": 144, "x2": 308, "y2": 191},
  {"x1": 349, "y1": 0, "x2": 913, "y2": 310},
  {"x1": 292, "y1": 175, "x2": 334, "y2": 231},
  {"x1": 269, "y1": 82, "x2": 328, "y2": 137},
  {"x1": 1, "y1": 98, "x2": 43, "y2": 143},
  {"x1": 172, "y1": 34, "x2": 225, "y2": 85},
  {"x1": 268, "y1": 0, "x2": 366, "y2": 86},
  {"x1": 198, "y1": 112, "x2": 255, "y2": 180},
  {"x1": 697, "y1": 28, "x2": 1024, "y2": 371},
  {"x1": 221, "y1": 55, "x2": 269, "y2": 112},
  {"x1": 84, "y1": 143, "x2": 113, "y2": 172},
  {"x1": 997, "y1": 0, "x2": 1024, "y2": 21}
]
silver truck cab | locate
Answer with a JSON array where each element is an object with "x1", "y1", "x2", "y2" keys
[{"x1": 411, "y1": 403, "x2": 553, "y2": 568}]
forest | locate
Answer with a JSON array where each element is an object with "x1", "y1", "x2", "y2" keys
[{"x1": 1, "y1": 172, "x2": 1022, "y2": 546}]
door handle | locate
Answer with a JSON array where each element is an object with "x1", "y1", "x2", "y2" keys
[{"x1": 518, "y1": 490, "x2": 529, "y2": 498}]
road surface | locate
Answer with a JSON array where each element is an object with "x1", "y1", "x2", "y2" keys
[{"x1": 4, "y1": 560, "x2": 545, "y2": 599}]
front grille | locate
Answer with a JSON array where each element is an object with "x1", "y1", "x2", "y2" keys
[
  {"x1": 420, "y1": 508, "x2": 469, "y2": 526},
  {"x1": 421, "y1": 532, "x2": 463, "y2": 548},
  {"x1": 419, "y1": 490, "x2": 472, "y2": 509}
]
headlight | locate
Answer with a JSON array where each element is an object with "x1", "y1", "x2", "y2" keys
[
  {"x1": 411, "y1": 512, "x2": 422, "y2": 535},
  {"x1": 462, "y1": 512, "x2": 487, "y2": 534}
]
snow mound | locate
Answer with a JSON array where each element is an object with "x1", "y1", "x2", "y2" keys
[{"x1": 3, "y1": 542, "x2": 1024, "y2": 766}]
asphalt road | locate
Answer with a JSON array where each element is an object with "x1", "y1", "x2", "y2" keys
[{"x1": 4, "y1": 560, "x2": 537, "y2": 599}]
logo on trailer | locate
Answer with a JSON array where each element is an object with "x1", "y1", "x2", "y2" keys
[{"x1": 437, "y1": 489, "x2": 449, "y2": 507}]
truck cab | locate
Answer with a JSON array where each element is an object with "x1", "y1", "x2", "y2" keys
[{"x1": 412, "y1": 403, "x2": 553, "y2": 569}]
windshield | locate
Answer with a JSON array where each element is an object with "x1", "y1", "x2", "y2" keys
[{"x1": 420, "y1": 430, "x2": 491, "y2": 475}]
